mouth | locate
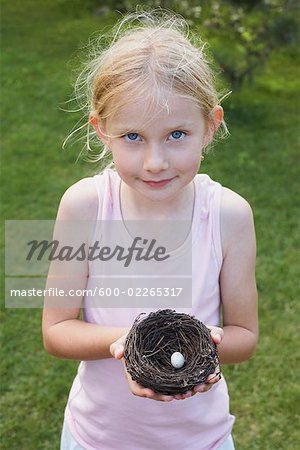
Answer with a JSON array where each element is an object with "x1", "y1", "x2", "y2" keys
[{"x1": 142, "y1": 177, "x2": 176, "y2": 188}]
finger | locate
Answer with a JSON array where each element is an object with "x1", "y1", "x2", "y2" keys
[
  {"x1": 148, "y1": 390, "x2": 174, "y2": 402},
  {"x1": 174, "y1": 391, "x2": 193, "y2": 400},
  {"x1": 142, "y1": 388, "x2": 174, "y2": 402},
  {"x1": 158, "y1": 395, "x2": 174, "y2": 402},
  {"x1": 132, "y1": 386, "x2": 175, "y2": 402},
  {"x1": 125, "y1": 369, "x2": 174, "y2": 402},
  {"x1": 193, "y1": 383, "x2": 212, "y2": 393},
  {"x1": 207, "y1": 372, "x2": 221, "y2": 384},
  {"x1": 129, "y1": 381, "x2": 151, "y2": 397},
  {"x1": 174, "y1": 393, "x2": 186, "y2": 400},
  {"x1": 206, "y1": 365, "x2": 221, "y2": 384}
]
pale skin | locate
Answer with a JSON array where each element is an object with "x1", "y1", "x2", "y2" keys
[{"x1": 42, "y1": 90, "x2": 258, "y2": 402}]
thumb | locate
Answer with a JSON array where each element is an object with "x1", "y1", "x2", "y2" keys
[
  {"x1": 110, "y1": 341, "x2": 125, "y2": 360},
  {"x1": 109, "y1": 338, "x2": 124, "y2": 359},
  {"x1": 207, "y1": 326, "x2": 224, "y2": 345}
]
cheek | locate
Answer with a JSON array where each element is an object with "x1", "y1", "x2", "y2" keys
[
  {"x1": 112, "y1": 150, "x2": 136, "y2": 176},
  {"x1": 110, "y1": 144, "x2": 124, "y2": 164},
  {"x1": 176, "y1": 149, "x2": 202, "y2": 170}
]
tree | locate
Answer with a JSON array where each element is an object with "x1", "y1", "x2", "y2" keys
[
  {"x1": 197, "y1": 0, "x2": 299, "y2": 90},
  {"x1": 92, "y1": 0, "x2": 299, "y2": 90}
]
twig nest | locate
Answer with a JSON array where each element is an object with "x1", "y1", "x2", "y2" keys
[{"x1": 124, "y1": 309, "x2": 220, "y2": 395}]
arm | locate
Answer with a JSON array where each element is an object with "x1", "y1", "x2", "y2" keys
[
  {"x1": 42, "y1": 178, "x2": 129, "y2": 361},
  {"x1": 217, "y1": 187, "x2": 258, "y2": 364}
]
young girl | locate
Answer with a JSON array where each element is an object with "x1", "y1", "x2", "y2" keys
[{"x1": 43, "y1": 11, "x2": 258, "y2": 450}]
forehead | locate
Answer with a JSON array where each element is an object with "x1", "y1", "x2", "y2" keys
[{"x1": 106, "y1": 89, "x2": 204, "y2": 132}]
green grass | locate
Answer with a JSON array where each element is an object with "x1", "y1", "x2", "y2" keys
[{"x1": 1, "y1": 1, "x2": 299, "y2": 449}]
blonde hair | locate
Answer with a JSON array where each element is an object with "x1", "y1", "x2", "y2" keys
[{"x1": 67, "y1": 9, "x2": 229, "y2": 166}]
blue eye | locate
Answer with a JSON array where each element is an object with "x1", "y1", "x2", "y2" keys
[
  {"x1": 170, "y1": 130, "x2": 186, "y2": 140},
  {"x1": 125, "y1": 133, "x2": 140, "y2": 141}
]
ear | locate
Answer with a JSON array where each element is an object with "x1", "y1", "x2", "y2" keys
[
  {"x1": 210, "y1": 105, "x2": 223, "y2": 133},
  {"x1": 203, "y1": 106, "x2": 224, "y2": 147},
  {"x1": 89, "y1": 113, "x2": 109, "y2": 146}
]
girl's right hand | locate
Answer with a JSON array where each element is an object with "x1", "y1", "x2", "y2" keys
[{"x1": 110, "y1": 334, "x2": 182, "y2": 402}]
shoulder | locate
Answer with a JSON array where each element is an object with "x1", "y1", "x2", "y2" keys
[
  {"x1": 220, "y1": 187, "x2": 255, "y2": 256},
  {"x1": 57, "y1": 177, "x2": 99, "y2": 221},
  {"x1": 220, "y1": 187, "x2": 253, "y2": 221}
]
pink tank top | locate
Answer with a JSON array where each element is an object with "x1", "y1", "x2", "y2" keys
[{"x1": 65, "y1": 170, "x2": 235, "y2": 450}]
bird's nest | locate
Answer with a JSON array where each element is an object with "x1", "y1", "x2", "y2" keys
[{"x1": 124, "y1": 309, "x2": 220, "y2": 395}]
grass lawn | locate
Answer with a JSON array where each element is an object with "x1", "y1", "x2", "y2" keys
[{"x1": 1, "y1": 1, "x2": 299, "y2": 448}]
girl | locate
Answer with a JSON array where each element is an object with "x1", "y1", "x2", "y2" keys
[{"x1": 43, "y1": 11, "x2": 258, "y2": 450}]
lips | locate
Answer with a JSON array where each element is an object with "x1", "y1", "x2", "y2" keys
[{"x1": 142, "y1": 177, "x2": 175, "y2": 188}]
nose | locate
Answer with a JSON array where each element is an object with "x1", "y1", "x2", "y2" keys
[{"x1": 143, "y1": 144, "x2": 169, "y2": 173}]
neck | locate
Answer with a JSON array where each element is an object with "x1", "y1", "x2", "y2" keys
[
  {"x1": 120, "y1": 182, "x2": 195, "y2": 221},
  {"x1": 119, "y1": 181, "x2": 195, "y2": 252}
]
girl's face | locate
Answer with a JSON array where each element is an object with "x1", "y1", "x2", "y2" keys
[{"x1": 94, "y1": 90, "x2": 221, "y2": 205}]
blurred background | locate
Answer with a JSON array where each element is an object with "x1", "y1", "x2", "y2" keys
[{"x1": 1, "y1": 1, "x2": 299, "y2": 448}]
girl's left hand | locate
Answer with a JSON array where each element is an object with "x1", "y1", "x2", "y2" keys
[
  {"x1": 192, "y1": 326, "x2": 223, "y2": 394},
  {"x1": 173, "y1": 325, "x2": 223, "y2": 400}
]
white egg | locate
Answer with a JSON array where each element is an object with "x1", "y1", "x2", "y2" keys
[{"x1": 171, "y1": 352, "x2": 185, "y2": 369}]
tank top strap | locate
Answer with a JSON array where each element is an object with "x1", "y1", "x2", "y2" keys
[
  {"x1": 193, "y1": 174, "x2": 223, "y2": 269},
  {"x1": 92, "y1": 169, "x2": 122, "y2": 221}
]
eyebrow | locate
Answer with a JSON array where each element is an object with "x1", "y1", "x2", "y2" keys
[{"x1": 112, "y1": 122, "x2": 195, "y2": 134}]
